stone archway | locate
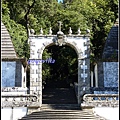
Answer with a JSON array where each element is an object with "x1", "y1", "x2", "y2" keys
[{"x1": 29, "y1": 28, "x2": 90, "y2": 107}]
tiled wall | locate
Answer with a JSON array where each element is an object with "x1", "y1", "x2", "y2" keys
[
  {"x1": 2, "y1": 61, "x2": 25, "y2": 87},
  {"x1": 2, "y1": 62, "x2": 16, "y2": 87},
  {"x1": 103, "y1": 62, "x2": 118, "y2": 87}
]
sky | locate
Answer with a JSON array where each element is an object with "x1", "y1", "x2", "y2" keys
[{"x1": 58, "y1": 0, "x2": 63, "y2": 3}]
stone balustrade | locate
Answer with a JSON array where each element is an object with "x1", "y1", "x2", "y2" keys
[
  {"x1": 1, "y1": 94, "x2": 39, "y2": 107},
  {"x1": 82, "y1": 94, "x2": 119, "y2": 107},
  {"x1": 29, "y1": 27, "x2": 90, "y2": 36}
]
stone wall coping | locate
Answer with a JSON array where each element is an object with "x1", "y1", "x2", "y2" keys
[
  {"x1": 2, "y1": 58, "x2": 28, "y2": 67},
  {"x1": 1, "y1": 94, "x2": 39, "y2": 107},
  {"x1": 83, "y1": 94, "x2": 118, "y2": 97},
  {"x1": 2, "y1": 87, "x2": 28, "y2": 92},
  {"x1": 82, "y1": 94, "x2": 119, "y2": 107},
  {"x1": 2, "y1": 101, "x2": 40, "y2": 107},
  {"x1": 1, "y1": 94, "x2": 37, "y2": 97},
  {"x1": 2, "y1": 58, "x2": 26, "y2": 61}
]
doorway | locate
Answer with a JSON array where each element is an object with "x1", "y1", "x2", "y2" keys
[{"x1": 42, "y1": 45, "x2": 78, "y2": 104}]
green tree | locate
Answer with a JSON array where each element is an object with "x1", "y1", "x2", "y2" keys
[
  {"x1": 45, "y1": 45, "x2": 78, "y2": 84},
  {"x1": 2, "y1": 0, "x2": 29, "y2": 58},
  {"x1": 2, "y1": 0, "x2": 118, "y2": 85},
  {"x1": 42, "y1": 49, "x2": 52, "y2": 82}
]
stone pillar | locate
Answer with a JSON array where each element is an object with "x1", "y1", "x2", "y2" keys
[
  {"x1": 28, "y1": 40, "x2": 41, "y2": 113},
  {"x1": 30, "y1": 64, "x2": 36, "y2": 94},
  {"x1": 77, "y1": 36, "x2": 90, "y2": 105},
  {"x1": 15, "y1": 61, "x2": 22, "y2": 87},
  {"x1": 29, "y1": 40, "x2": 38, "y2": 95},
  {"x1": 28, "y1": 63, "x2": 40, "y2": 114},
  {"x1": 97, "y1": 62, "x2": 104, "y2": 87},
  {"x1": 37, "y1": 63, "x2": 42, "y2": 107},
  {"x1": 37, "y1": 47, "x2": 44, "y2": 107},
  {"x1": 84, "y1": 58, "x2": 90, "y2": 93},
  {"x1": 91, "y1": 71, "x2": 94, "y2": 87},
  {"x1": 78, "y1": 58, "x2": 82, "y2": 105},
  {"x1": 94, "y1": 64, "x2": 98, "y2": 87}
]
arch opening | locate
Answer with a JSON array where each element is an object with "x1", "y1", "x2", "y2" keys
[
  {"x1": 42, "y1": 44, "x2": 78, "y2": 104},
  {"x1": 29, "y1": 35, "x2": 90, "y2": 107}
]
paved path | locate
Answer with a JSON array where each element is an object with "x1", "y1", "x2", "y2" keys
[
  {"x1": 42, "y1": 80, "x2": 77, "y2": 104},
  {"x1": 42, "y1": 87, "x2": 77, "y2": 104}
]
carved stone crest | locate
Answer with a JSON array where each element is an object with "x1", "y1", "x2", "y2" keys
[
  {"x1": 53, "y1": 21, "x2": 67, "y2": 46},
  {"x1": 53, "y1": 34, "x2": 67, "y2": 46}
]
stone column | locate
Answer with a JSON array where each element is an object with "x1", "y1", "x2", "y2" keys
[
  {"x1": 84, "y1": 58, "x2": 90, "y2": 93},
  {"x1": 30, "y1": 63, "x2": 37, "y2": 94},
  {"x1": 37, "y1": 48, "x2": 44, "y2": 107},
  {"x1": 78, "y1": 58, "x2": 90, "y2": 104},
  {"x1": 77, "y1": 36, "x2": 90, "y2": 105},
  {"x1": 91, "y1": 71, "x2": 93, "y2": 87},
  {"x1": 78, "y1": 58, "x2": 82, "y2": 105},
  {"x1": 28, "y1": 40, "x2": 41, "y2": 114},
  {"x1": 37, "y1": 62, "x2": 42, "y2": 107}
]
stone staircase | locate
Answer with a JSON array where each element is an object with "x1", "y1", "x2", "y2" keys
[
  {"x1": 19, "y1": 84, "x2": 108, "y2": 120},
  {"x1": 19, "y1": 104, "x2": 107, "y2": 120}
]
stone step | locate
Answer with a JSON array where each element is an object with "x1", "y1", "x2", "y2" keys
[
  {"x1": 41, "y1": 104, "x2": 81, "y2": 110},
  {"x1": 19, "y1": 104, "x2": 107, "y2": 120},
  {"x1": 42, "y1": 104, "x2": 79, "y2": 106},
  {"x1": 19, "y1": 119, "x2": 104, "y2": 120},
  {"x1": 19, "y1": 116, "x2": 104, "y2": 120},
  {"x1": 27, "y1": 111, "x2": 94, "y2": 114},
  {"x1": 19, "y1": 113, "x2": 105, "y2": 119},
  {"x1": 19, "y1": 113, "x2": 100, "y2": 118},
  {"x1": 19, "y1": 117, "x2": 99, "y2": 119}
]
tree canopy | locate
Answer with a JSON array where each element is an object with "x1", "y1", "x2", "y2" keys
[
  {"x1": 2, "y1": 0, "x2": 118, "y2": 59},
  {"x1": 2, "y1": 0, "x2": 118, "y2": 85}
]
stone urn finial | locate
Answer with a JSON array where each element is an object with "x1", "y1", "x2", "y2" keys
[
  {"x1": 30, "y1": 29, "x2": 35, "y2": 35},
  {"x1": 86, "y1": 29, "x2": 90, "y2": 34},
  {"x1": 40, "y1": 27, "x2": 43, "y2": 35},
  {"x1": 69, "y1": 27, "x2": 72, "y2": 35},
  {"x1": 49, "y1": 27, "x2": 52, "y2": 35},
  {"x1": 58, "y1": 21, "x2": 62, "y2": 32},
  {"x1": 78, "y1": 28, "x2": 81, "y2": 35}
]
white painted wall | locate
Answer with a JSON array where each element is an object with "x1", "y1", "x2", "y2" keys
[
  {"x1": 1, "y1": 107, "x2": 27, "y2": 120},
  {"x1": 1, "y1": 108, "x2": 12, "y2": 120},
  {"x1": 93, "y1": 107, "x2": 119, "y2": 120},
  {"x1": 1, "y1": 89, "x2": 28, "y2": 120}
]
